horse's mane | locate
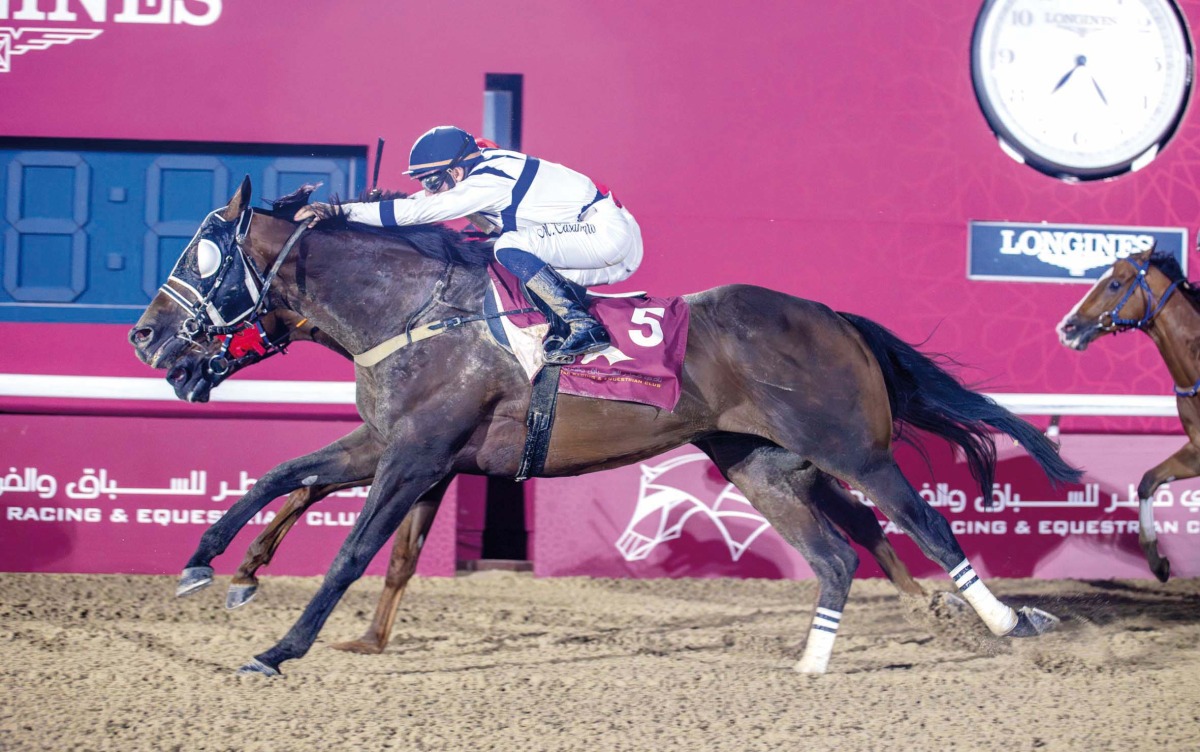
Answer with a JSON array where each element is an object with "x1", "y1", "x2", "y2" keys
[
  {"x1": 1147, "y1": 251, "x2": 1200, "y2": 311},
  {"x1": 261, "y1": 184, "x2": 494, "y2": 268}
]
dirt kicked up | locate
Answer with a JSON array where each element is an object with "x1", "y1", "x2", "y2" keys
[{"x1": 1, "y1": 572, "x2": 1198, "y2": 751}]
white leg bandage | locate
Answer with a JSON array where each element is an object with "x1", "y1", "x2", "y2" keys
[
  {"x1": 795, "y1": 607, "x2": 841, "y2": 674},
  {"x1": 950, "y1": 559, "x2": 1017, "y2": 635},
  {"x1": 1139, "y1": 499, "x2": 1157, "y2": 544}
]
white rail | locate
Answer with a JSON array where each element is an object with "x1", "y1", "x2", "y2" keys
[{"x1": 0, "y1": 374, "x2": 1179, "y2": 416}]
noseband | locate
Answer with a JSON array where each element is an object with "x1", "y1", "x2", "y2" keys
[{"x1": 1099, "y1": 256, "x2": 1183, "y2": 333}]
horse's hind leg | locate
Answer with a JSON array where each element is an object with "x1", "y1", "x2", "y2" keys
[
  {"x1": 226, "y1": 480, "x2": 367, "y2": 609},
  {"x1": 808, "y1": 478, "x2": 924, "y2": 597},
  {"x1": 330, "y1": 484, "x2": 446, "y2": 654},
  {"x1": 699, "y1": 437, "x2": 860, "y2": 674},
  {"x1": 841, "y1": 455, "x2": 1054, "y2": 638}
]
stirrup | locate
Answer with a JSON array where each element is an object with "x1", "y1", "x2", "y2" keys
[
  {"x1": 542, "y1": 335, "x2": 575, "y2": 365},
  {"x1": 546, "y1": 327, "x2": 610, "y2": 362}
]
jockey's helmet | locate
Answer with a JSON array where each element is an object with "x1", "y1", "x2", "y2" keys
[{"x1": 405, "y1": 126, "x2": 483, "y2": 189}]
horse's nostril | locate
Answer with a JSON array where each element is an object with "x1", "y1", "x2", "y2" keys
[
  {"x1": 130, "y1": 326, "x2": 154, "y2": 345},
  {"x1": 1061, "y1": 323, "x2": 1076, "y2": 334},
  {"x1": 167, "y1": 366, "x2": 189, "y2": 385}
]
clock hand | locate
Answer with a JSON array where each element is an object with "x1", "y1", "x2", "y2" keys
[
  {"x1": 1051, "y1": 55, "x2": 1088, "y2": 94},
  {"x1": 1091, "y1": 76, "x2": 1108, "y2": 106}
]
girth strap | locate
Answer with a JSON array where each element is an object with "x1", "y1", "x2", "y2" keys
[
  {"x1": 515, "y1": 364, "x2": 562, "y2": 482},
  {"x1": 353, "y1": 307, "x2": 536, "y2": 367}
]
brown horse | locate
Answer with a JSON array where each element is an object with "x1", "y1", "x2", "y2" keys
[
  {"x1": 130, "y1": 177, "x2": 1079, "y2": 676},
  {"x1": 188, "y1": 246, "x2": 927, "y2": 655},
  {"x1": 1057, "y1": 247, "x2": 1200, "y2": 581}
]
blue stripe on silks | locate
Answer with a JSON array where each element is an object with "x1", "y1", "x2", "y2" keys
[
  {"x1": 379, "y1": 201, "x2": 397, "y2": 226},
  {"x1": 501, "y1": 157, "x2": 540, "y2": 234},
  {"x1": 471, "y1": 166, "x2": 515, "y2": 180}
]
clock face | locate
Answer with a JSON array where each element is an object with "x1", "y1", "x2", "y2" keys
[{"x1": 972, "y1": 0, "x2": 1194, "y2": 180}]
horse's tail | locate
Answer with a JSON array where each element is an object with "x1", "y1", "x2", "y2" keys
[{"x1": 838, "y1": 312, "x2": 1082, "y2": 495}]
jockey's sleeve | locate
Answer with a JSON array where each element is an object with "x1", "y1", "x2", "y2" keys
[{"x1": 341, "y1": 175, "x2": 510, "y2": 227}]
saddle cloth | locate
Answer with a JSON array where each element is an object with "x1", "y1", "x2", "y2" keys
[{"x1": 485, "y1": 264, "x2": 690, "y2": 412}]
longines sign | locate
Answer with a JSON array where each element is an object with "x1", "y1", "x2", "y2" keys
[
  {"x1": 967, "y1": 221, "x2": 1188, "y2": 283},
  {"x1": 1, "y1": 0, "x2": 221, "y2": 73}
]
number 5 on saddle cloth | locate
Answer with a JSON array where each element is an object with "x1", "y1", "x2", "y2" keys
[{"x1": 485, "y1": 263, "x2": 690, "y2": 412}]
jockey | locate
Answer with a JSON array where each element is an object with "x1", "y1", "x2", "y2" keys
[{"x1": 295, "y1": 125, "x2": 643, "y2": 363}]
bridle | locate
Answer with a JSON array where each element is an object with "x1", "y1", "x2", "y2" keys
[
  {"x1": 1098, "y1": 256, "x2": 1183, "y2": 334},
  {"x1": 1095, "y1": 255, "x2": 1200, "y2": 398},
  {"x1": 158, "y1": 204, "x2": 307, "y2": 380},
  {"x1": 157, "y1": 195, "x2": 543, "y2": 381}
]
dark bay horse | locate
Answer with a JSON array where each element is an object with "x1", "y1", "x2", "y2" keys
[
  {"x1": 131, "y1": 177, "x2": 1079, "y2": 675},
  {"x1": 167, "y1": 195, "x2": 928, "y2": 654},
  {"x1": 1057, "y1": 248, "x2": 1200, "y2": 581}
]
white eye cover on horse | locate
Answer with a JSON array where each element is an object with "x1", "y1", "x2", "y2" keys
[{"x1": 196, "y1": 239, "x2": 222, "y2": 278}]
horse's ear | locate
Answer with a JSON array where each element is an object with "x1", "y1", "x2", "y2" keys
[
  {"x1": 1133, "y1": 241, "x2": 1157, "y2": 262},
  {"x1": 222, "y1": 175, "x2": 253, "y2": 221}
]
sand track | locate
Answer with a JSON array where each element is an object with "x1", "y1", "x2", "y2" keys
[{"x1": 2, "y1": 573, "x2": 1199, "y2": 751}]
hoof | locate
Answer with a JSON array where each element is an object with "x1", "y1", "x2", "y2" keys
[
  {"x1": 1007, "y1": 606, "x2": 1060, "y2": 638},
  {"x1": 933, "y1": 591, "x2": 968, "y2": 612},
  {"x1": 794, "y1": 658, "x2": 828, "y2": 675},
  {"x1": 176, "y1": 566, "x2": 214, "y2": 598},
  {"x1": 225, "y1": 583, "x2": 258, "y2": 610},
  {"x1": 329, "y1": 638, "x2": 385, "y2": 655},
  {"x1": 236, "y1": 658, "x2": 281, "y2": 677},
  {"x1": 1152, "y1": 557, "x2": 1171, "y2": 584}
]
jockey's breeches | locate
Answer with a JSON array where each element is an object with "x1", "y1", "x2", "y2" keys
[{"x1": 493, "y1": 197, "x2": 643, "y2": 287}]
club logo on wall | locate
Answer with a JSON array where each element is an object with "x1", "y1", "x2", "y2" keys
[
  {"x1": 615, "y1": 453, "x2": 772, "y2": 563},
  {"x1": 968, "y1": 221, "x2": 1188, "y2": 282},
  {"x1": 0, "y1": 1, "x2": 221, "y2": 74}
]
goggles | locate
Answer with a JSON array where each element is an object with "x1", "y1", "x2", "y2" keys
[{"x1": 419, "y1": 171, "x2": 454, "y2": 193}]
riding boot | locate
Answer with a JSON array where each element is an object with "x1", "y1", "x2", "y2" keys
[{"x1": 523, "y1": 266, "x2": 610, "y2": 363}]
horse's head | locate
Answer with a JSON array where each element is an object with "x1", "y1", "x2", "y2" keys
[
  {"x1": 1057, "y1": 247, "x2": 1182, "y2": 350},
  {"x1": 129, "y1": 176, "x2": 309, "y2": 402}
]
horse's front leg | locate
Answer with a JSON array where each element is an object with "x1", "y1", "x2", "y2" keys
[
  {"x1": 1135, "y1": 441, "x2": 1200, "y2": 582},
  {"x1": 239, "y1": 441, "x2": 453, "y2": 676},
  {"x1": 177, "y1": 425, "x2": 383, "y2": 597},
  {"x1": 226, "y1": 480, "x2": 370, "y2": 609},
  {"x1": 329, "y1": 477, "x2": 450, "y2": 654}
]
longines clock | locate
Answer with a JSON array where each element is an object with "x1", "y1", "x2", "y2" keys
[{"x1": 971, "y1": 0, "x2": 1194, "y2": 181}]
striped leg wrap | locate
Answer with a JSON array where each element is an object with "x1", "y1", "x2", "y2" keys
[
  {"x1": 796, "y1": 607, "x2": 842, "y2": 675},
  {"x1": 950, "y1": 559, "x2": 1017, "y2": 635}
]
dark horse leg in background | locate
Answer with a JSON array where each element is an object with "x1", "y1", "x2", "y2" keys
[
  {"x1": 699, "y1": 435, "x2": 920, "y2": 673},
  {"x1": 226, "y1": 480, "x2": 367, "y2": 608},
  {"x1": 226, "y1": 474, "x2": 449, "y2": 654},
  {"x1": 807, "y1": 469, "x2": 924, "y2": 599},
  {"x1": 329, "y1": 491, "x2": 444, "y2": 654},
  {"x1": 176, "y1": 425, "x2": 383, "y2": 596}
]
